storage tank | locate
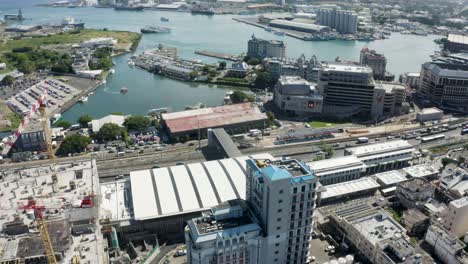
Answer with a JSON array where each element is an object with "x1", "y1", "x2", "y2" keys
[
  {"x1": 345, "y1": 254, "x2": 354, "y2": 264},
  {"x1": 338, "y1": 258, "x2": 346, "y2": 264}
]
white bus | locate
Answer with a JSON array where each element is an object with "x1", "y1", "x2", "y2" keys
[{"x1": 421, "y1": 134, "x2": 445, "y2": 143}]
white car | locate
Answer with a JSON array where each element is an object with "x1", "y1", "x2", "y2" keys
[{"x1": 306, "y1": 256, "x2": 316, "y2": 263}]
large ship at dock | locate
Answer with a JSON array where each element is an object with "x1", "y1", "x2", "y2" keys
[
  {"x1": 114, "y1": 5, "x2": 144, "y2": 11},
  {"x1": 141, "y1": 26, "x2": 171, "y2": 33}
]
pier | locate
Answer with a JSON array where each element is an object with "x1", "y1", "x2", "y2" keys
[{"x1": 194, "y1": 50, "x2": 242, "y2": 61}]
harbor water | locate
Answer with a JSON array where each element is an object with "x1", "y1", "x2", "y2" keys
[{"x1": 0, "y1": 3, "x2": 440, "y2": 122}]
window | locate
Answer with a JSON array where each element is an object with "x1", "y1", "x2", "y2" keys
[
  {"x1": 276, "y1": 235, "x2": 281, "y2": 238},
  {"x1": 277, "y1": 218, "x2": 282, "y2": 222},
  {"x1": 275, "y1": 243, "x2": 280, "y2": 247},
  {"x1": 278, "y1": 200, "x2": 283, "y2": 204},
  {"x1": 276, "y1": 226, "x2": 281, "y2": 230},
  {"x1": 301, "y1": 185, "x2": 306, "y2": 192},
  {"x1": 278, "y1": 209, "x2": 282, "y2": 213},
  {"x1": 279, "y1": 189, "x2": 284, "y2": 194},
  {"x1": 275, "y1": 251, "x2": 279, "y2": 254}
]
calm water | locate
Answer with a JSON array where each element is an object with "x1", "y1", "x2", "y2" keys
[{"x1": 1, "y1": 4, "x2": 440, "y2": 122}]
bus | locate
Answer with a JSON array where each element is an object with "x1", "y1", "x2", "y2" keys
[
  {"x1": 421, "y1": 134, "x2": 445, "y2": 143},
  {"x1": 357, "y1": 137, "x2": 369, "y2": 143}
]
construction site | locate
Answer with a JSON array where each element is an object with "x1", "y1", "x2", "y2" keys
[{"x1": 0, "y1": 160, "x2": 104, "y2": 264}]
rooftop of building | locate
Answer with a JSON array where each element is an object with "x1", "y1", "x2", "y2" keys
[
  {"x1": 449, "y1": 196, "x2": 468, "y2": 208},
  {"x1": 278, "y1": 75, "x2": 312, "y2": 85},
  {"x1": 321, "y1": 177, "x2": 380, "y2": 200},
  {"x1": 423, "y1": 62, "x2": 468, "y2": 78},
  {"x1": 376, "y1": 82, "x2": 406, "y2": 93},
  {"x1": 352, "y1": 211, "x2": 407, "y2": 245},
  {"x1": 161, "y1": 102, "x2": 268, "y2": 134},
  {"x1": 125, "y1": 153, "x2": 274, "y2": 221},
  {"x1": 249, "y1": 158, "x2": 315, "y2": 182},
  {"x1": 428, "y1": 225, "x2": 466, "y2": 251},
  {"x1": 89, "y1": 114, "x2": 126, "y2": 133},
  {"x1": 269, "y1": 19, "x2": 330, "y2": 31},
  {"x1": 345, "y1": 139, "x2": 413, "y2": 157},
  {"x1": 402, "y1": 164, "x2": 437, "y2": 179},
  {"x1": 418, "y1": 107, "x2": 443, "y2": 115},
  {"x1": 397, "y1": 178, "x2": 432, "y2": 192},
  {"x1": 447, "y1": 34, "x2": 468, "y2": 45},
  {"x1": 0, "y1": 160, "x2": 103, "y2": 263},
  {"x1": 403, "y1": 208, "x2": 429, "y2": 223},
  {"x1": 187, "y1": 199, "x2": 261, "y2": 244},
  {"x1": 307, "y1": 155, "x2": 366, "y2": 176},
  {"x1": 249, "y1": 35, "x2": 285, "y2": 46},
  {"x1": 321, "y1": 62, "x2": 373, "y2": 74},
  {"x1": 374, "y1": 170, "x2": 408, "y2": 186}
]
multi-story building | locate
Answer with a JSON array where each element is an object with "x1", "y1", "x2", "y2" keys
[
  {"x1": 419, "y1": 59, "x2": 468, "y2": 112},
  {"x1": 318, "y1": 62, "x2": 386, "y2": 119},
  {"x1": 316, "y1": 8, "x2": 358, "y2": 34},
  {"x1": 443, "y1": 197, "x2": 468, "y2": 238},
  {"x1": 444, "y1": 34, "x2": 468, "y2": 53},
  {"x1": 329, "y1": 203, "x2": 427, "y2": 264},
  {"x1": 399, "y1": 72, "x2": 420, "y2": 89},
  {"x1": 396, "y1": 178, "x2": 434, "y2": 210},
  {"x1": 247, "y1": 35, "x2": 286, "y2": 59},
  {"x1": 376, "y1": 82, "x2": 408, "y2": 116},
  {"x1": 359, "y1": 47, "x2": 387, "y2": 80},
  {"x1": 263, "y1": 54, "x2": 321, "y2": 82},
  {"x1": 425, "y1": 225, "x2": 468, "y2": 264},
  {"x1": 344, "y1": 140, "x2": 415, "y2": 174},
  {"x1": 307, "y1": 155, "x2": 367, "y2": 185},
  {"x1": 245, "y1": 158, "x2": 318, "y2": 264},
  {"x1": 185, "y1": 200, "x2": 263, "y2": 264},
  {"x1": 273, "y1": 76, "x2": 323, "y2": 116}
]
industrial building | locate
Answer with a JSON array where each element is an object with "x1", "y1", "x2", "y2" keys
[
  {"x1": 247, "y1": 35, "x2": 286, "y2": 59},
  {"x1": 0, "y1": 160, "x2": 104, "y2": 263},
  {"x1": 316, "y1": 8, "x2": 358, "y2": 34},
  {"x1": 268, "y1": 19, "x2": 330, "y2": 33},
  {"x1": 416, "y1": 107, "x2": 444, "y2": 122},
  {"x1": 88, "y1": 114, "x2": 126, "y2": 133},
  {"x1": 307, "y1": 155, "x2": 367, "y2": 185},
  {"x1": 402, "y1": 164, "x2": 438, "y2": 180},
  {"x1": 161, "y1": 103, "x2": 268, "y2": 139},
  {"x1": 443, "y1": 197, "x2": 468, "y2": 238},
  {"x1": 374, "y1": 170, "x2": 408, "y2": 187},
  {"x1": 344, "y1": 140, "x2": 415, "y2": 174},
  {"x1": 318, "y1": 176, "x2": 380, "y2": 205},
  {"x1": 273, "y1": 76, "x2": 323, "y2": 116},
  {"x1": 317, "y1": 62, "x2": 385, "y2": 119},
  {"x1": 186, "y1": 156, "x2": 318, "y2": 264}
]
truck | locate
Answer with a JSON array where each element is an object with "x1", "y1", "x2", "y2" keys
[{"x1": 357, "y1": 137, "x2": 369, "y2": 143}]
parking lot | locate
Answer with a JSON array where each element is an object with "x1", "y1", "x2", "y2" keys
[
  {"x1": 6, "y1": 78, "x2": 80, "y2": 116},
  {"x1": 158, "y1": 245, "x2": 186, "y2": 264},
  {"x1": 309, "y1": 233, "x2": 348, "y2": 264}
]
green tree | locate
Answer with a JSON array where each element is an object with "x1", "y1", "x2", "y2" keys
[
  {"x1": 189, "y1": 70, "x2": 199, "y2": 80},
  {"x1": 1, "y1": 75, "x2": 15, "y2": 86},
  {"x1": 78, "y1": 114, "x2": 93, "y2": 127},
  {"x1": 57, "y1": 134, "x2": 91, "y2": 156},
  {"x1": 219, "y1": 61, "x2": 227, "y2": 70},
  {"x1": 202, "y1": 65, "x2": 211, "y2": 73},
  {"x1": 254, "y1": 71, "x2": 271, "y2": 90},
  {"x1": 319, "y1": 142, "x2": 335, "y2": 159},
  {"x1": 230, "y1": 91, "x2": 254, "y2": 103},
  {"x1": 247, "y1": 58, "x2": 261, "y2": 65},
  {"x1": 55, "y1": 120, "x2": 72, "y2": 129},
  {"x1": 97, "y1": 123, "x2": 123, "y2": 141},
  {"x1": 123, "y1": 116, "x2": 151, "y2": 131},
  {"x1": 152, "y1": 119, "x2": 161, "y2": 129},
  {"x1": 266, "y1": 111, "x2": 275, "y2": 122}
]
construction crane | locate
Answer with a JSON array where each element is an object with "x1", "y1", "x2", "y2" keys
[
  {"x1": 38, "y1": 95, "x2": 55, "y2": 161},
  {"x1": 19, "y1": 199, "x2": 58, "y2": 264}
]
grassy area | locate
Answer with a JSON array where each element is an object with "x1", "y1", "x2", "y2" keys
[
  {"x1": 307, "y1": 121, "x2": 340, "y2": 128},
  {"x1": 0, "y1": 29, "x2": 141, "y2": 53},
  {"x1": 430, "y1": 146, "x2": 449, "y2": 155},
  {"x1": 0, "y1": 102, "x2": 21, "y2": 132},
  {"x1": 386, "y1": 206, "x2": 404, "y2": 223}
]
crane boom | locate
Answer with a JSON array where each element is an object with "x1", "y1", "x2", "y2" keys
[{"x1": 37, "y1": 215, "x2": 57, "y2": 264}]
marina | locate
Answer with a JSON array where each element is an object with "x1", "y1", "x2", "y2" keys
[{"x1": 194, "y1": 50, "x2": 242, "y2": 61}]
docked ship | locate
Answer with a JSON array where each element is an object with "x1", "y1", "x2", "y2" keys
[
  {"x1": 120, "y1": 87, "x2": 128, "y2": 94},
  {"x1": 191, "y1": 7, "x2": 215, "y2": 15},
  {"x1": 140, "y1": 26, "x2": 171, "y2": 33},
  {"x1": 79, "y1": 96, "x2": 88, "y2": 103},
  {"x1": 114, "y1": 5, "x2": 144, "y2": 11},
  {"x1": 61, "y1": 17, "x2": 85, "y2": 28},
  {"x1": 160, "y1": 17, "x2": 169, "y2": 22}
]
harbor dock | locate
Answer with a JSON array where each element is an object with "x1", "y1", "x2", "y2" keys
[{"x1": 194, "y1": 50, "x2": 242, "y2": 61}]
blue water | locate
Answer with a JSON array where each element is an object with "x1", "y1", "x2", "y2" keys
[{"x1": 0, "y1": 4, "x2": 440, "y2": 122}]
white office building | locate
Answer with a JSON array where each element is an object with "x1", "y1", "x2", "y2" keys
[
  {"x1": 246, "y1": 158, "x2": 318, "y2": 264},
  {"x1": 443, "y1": 197, "x2": 468, "y2": 238},
  {"x1": 344, "y1": 140, "x2": 415, "y2": 174},
  {"x1": 318, "y1": 62, "x2": 386, "y2": 119},
  {"x1": 247, "y1": 35, "x2": 286, "y2": 59},
  {"x1": 307, "y1": 155, "x2": 367, "y2": 185},
  {"x1": 425, "y1": 225, "x2": 468, "y2": 264},
  {"x1": 273, "y1": 76, "x2": 323, "y2": 116}
]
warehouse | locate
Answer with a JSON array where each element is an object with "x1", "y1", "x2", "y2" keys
[
  {"x1": 269, "y1": 19, "x2": 331, "y2": 33},
  {"x1": 161, "y1": 103, "x2": 268, "y2": 139},
  {"x1": 100, "y1": 153, "x2": 274, "y2": 241},
  {"x1": 318, "y1": 177, "x2": 380, "y2": 205},
  {"x1": 307, "y1": 155, "x2": 367, "y2": 185}
]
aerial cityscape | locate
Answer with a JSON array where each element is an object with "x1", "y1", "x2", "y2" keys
[{"x1": 0, "y1": 0, "x2": 467, "y2": 263}]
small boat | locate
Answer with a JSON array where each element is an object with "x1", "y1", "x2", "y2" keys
[
  {"x1": 79, "y1": 96, "x2": 88, "y2": 103},
  {"x1": 185, "y1": 102, "x2": 206, "y2": 110},
  {"x1": 120, "y1": 87, "x2": 128, "y2": 94},
  {"x1": 274, "y1": 31, "x2": 285, "y2": 36},
  {"x1": 109, "y1": 69, "x2": 115, "y2": 74},
  {"x1": 160, "y1": 17, "x2": 169, "y2": 22},
  {"x1": 51, "y1": 113, "x2": 62, "y2": 123},
  {"x1": 88, "y1": 91, "x2": 94, "y2": 96},
  {"x1": 128, "y1": 60, "x2": 135, "y2": 67}
]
